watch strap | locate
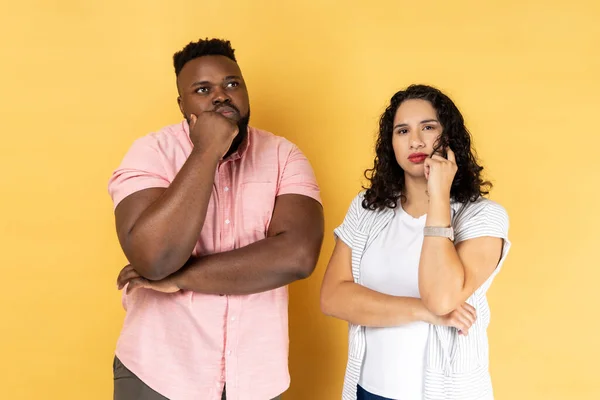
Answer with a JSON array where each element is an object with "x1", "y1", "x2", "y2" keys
[{"x1": 423, "y1": 226, "x2": 454, "y2": 241}]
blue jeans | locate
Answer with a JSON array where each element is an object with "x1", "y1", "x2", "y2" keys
[{"x1": 357, "y1": 385, "x2": 394, "y2": 400}]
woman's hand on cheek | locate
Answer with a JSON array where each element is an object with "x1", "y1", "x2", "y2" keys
[{"x1": 424, "y1": 148, "x2": 457, "y2": 199}]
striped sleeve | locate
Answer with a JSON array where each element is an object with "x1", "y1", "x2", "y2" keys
[
  {"x1": 453, "y1": 199, "x2": 509, "y2": 243},
  {"x1": 454, "y1": 199, "x2": 511, "y2": 293},
  {"x1": 333, "y1": 192, "x2": 364, "y2": 248}
]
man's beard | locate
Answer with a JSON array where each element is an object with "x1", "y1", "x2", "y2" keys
[{"x1": 225, "y1": 110, "x2": 250, "y2": 159}]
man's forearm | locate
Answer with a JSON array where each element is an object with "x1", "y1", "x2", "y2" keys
[
  {"x1": 419, "y1": 196, "x2": 465, "y2": 314},
  {"x1": 124, "y1": 149, "x2": 219, "y2": 279},
  {"x1": 172, "y1": 232, "x2": 319, "y2": 295}
]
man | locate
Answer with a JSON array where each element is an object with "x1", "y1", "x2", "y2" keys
[{"x1": 108, "y1": 38, "x2": 324, "y2": 400}]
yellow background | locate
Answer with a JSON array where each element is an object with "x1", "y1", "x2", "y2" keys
[{"x1": 1, "y1": 1, "x2": 599, "y2": 399}]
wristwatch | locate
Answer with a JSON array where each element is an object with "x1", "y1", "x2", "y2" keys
[{"x1": 423, "y1": 226, "x2": 454, "y2": 241}]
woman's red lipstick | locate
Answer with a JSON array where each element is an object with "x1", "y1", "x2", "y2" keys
[{"x1": 408, "y1": 152, "x2": 428, "y2": 164}]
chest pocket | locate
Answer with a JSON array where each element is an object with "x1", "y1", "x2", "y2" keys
[{"x1": 237, "y1": 182, "x2": 276, "y2": 238}]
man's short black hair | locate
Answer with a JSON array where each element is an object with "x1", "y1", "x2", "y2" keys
[{"x1": 173, "y1": 38, "x2": 237, "y2": 76}]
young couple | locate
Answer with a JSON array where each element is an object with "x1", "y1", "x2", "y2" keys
[{"x1": 109, "y1": 37, "x2": 510, "y2": 400}]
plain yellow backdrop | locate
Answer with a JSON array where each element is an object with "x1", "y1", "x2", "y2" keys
[{"x1": 1, "y1": 1, "x2": 599, "y2": 399}]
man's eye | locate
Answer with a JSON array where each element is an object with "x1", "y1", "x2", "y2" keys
[
  {"x1": 227, "y1": 82, "x2": 239, "y2": 88},
  {"x1": 196, "y1": 87, "x2": 209, "y2": 94}
]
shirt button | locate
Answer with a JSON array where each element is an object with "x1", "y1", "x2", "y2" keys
[
  {"x1": 224, "y1": 186, "x2": 229, "y2": 192},
  {"x1": 225, "y1": 219, "x2": 230, "y2": 225},
  {"x1": 231, "y1": 316, "x2": 236, "y2": 321},
  {"x1": 227, "y1": 350, "x2": 232, "y2": 356}
]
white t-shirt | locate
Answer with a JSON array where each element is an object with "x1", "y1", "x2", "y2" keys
[{"x1": 358, "y1": 205, "x2": 429, "y2": 399}]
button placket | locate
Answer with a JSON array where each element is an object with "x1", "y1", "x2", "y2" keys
[{"x1": 224, "y1": 296, "x2": 241, "y2": 396}]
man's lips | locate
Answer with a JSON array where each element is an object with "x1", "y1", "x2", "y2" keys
[{"x1": 215, "y1": 105, "x2": 239, "y2": 118}]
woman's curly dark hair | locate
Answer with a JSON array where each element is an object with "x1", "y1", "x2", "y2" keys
[{"x1": 363, "y1": 84, "x2": 491, "y2": 210}]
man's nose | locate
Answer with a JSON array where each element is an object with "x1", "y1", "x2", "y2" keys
[{"x1": 211, "y1": 88, "x2": 231, "y2": 105}]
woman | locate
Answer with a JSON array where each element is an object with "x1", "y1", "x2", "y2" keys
[{"x1": 320, "y1": 84, "x2": 510, "y2": 400}]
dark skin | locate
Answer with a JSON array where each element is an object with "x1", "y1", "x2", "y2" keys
[{"x1": 115, "y1": 55, "x2": 324, "y2": 294}]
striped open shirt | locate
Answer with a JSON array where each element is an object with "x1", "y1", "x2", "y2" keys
[{"x1": 333, "y1": 192, "x2": 511, "y2": 400}]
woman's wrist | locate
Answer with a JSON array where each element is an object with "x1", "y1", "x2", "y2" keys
[{"x1": 426, "y1": 195, "x2": 451, "y2": 226}]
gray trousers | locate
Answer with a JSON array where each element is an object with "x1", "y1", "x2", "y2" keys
[{"x1": 113, "y1": 357, "x2": 282, "y2": 400}]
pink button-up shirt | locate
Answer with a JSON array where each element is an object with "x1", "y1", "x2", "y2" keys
[{"x1": 108, "y1": 121, "x2": 321, "y2": 400}]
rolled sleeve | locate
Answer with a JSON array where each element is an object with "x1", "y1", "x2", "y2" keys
[
  {"x1": 454, "y1": 200, "x2": 511, "y2": 293},
  {"x1": 276, "y1": 144, "x2": 321, "y2": 204},
  {"x1": 108, "y1": 135, "x2": 170, "y2": 209},
  {"x1": 454, "y1": 201, "x2": 509, "y2": 244}
]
